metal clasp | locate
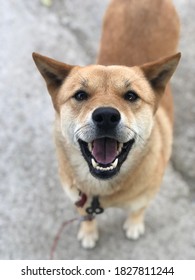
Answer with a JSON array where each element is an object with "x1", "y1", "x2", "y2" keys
[{"x1": 86, "y1": 196, "x2": 104, "y2": 215}]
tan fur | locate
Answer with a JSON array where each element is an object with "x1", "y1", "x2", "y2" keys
[{"x1": 32, "y1": 0, "x2": 180, "y2": 248}]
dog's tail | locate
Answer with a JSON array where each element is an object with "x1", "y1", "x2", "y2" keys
[{"x1": 97, "y1": 0, "x2": 180, "y2": 66}]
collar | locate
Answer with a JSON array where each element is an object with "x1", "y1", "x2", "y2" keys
[{"x1": 75, "y1": 191, "x2": 104, "y2": 215}]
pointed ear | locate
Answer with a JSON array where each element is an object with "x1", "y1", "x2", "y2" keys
[
  {"x1": 32, "y1": 52, "x2": 74, "y2": 93},
  {"x1": 141, "y1": 53, "x2": 181, "y2": 92}
]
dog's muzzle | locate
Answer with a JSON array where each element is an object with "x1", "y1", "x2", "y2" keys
[{"x1": 78, "y1": 107, "x2": 135, "y2": 180}]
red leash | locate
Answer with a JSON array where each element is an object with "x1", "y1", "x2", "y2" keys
[
  {"x1": 50, "y1": 192, "x2": 96, "y2": 259},
  {"x1": 50, "y1": 215, "x2": 94, "y2": 259},
  {"x1": 50, "y1": 217, "x2": 78, "y2": 260}
]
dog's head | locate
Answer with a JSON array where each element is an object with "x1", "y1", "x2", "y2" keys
[{"x1": 33, "y1": 53, "x2": 180, "y2": 180}]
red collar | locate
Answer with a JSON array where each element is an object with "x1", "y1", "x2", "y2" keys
[{"x1": 75, "y1": 192, "x2": 104, "y2": 215}]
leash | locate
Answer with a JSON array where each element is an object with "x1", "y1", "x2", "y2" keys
[
  {"x1": 50, "y1": 192, "x2": 104, "y2": 259},
  {"x1": 50, "y1": 214, "x2": 94, "y2": 260}
]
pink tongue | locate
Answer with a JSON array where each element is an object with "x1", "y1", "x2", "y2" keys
[{"x1": 92, "y1": 138, "x2": 118, "y2": 165}]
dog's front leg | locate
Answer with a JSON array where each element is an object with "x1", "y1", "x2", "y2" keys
[
  {"x1": 77, "y1": 207, "x2": 99, "y2": 249},
  {"x1": 77, "y1": 218, "x2": 99, "y2": 249},
  {"x1": 62, "y1": 180, "x2": 99, "y2": 249},
  {"x1": 123, "y1": 207, "x2": 146, "y2": 240}
]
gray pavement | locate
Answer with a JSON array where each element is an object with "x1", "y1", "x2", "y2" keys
[{"x1": 0, "y1": 0, "x2": 195, "y2": 260}]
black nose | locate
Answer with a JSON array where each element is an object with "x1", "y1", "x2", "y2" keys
[{"x1": 92, "y1": 107, "x2": 121, "y2": 129}]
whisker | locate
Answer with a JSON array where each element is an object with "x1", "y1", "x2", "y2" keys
[
  {"x1": 74, "y1": 124, "x2": 93, "y2": 141},
  {"x1": 125, "y1": 125, "x2": 145, "y2": 143}
]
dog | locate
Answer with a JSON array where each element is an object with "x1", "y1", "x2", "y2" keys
[{"x1": 32, "y1": 0, "x2": 180, "y2": 249}]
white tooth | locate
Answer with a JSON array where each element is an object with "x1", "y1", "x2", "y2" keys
[
  {"x1": 88, "y1": 142, "x2": 92, "y2": 152},
  {"x1": 118, "y1": 143, "x2": 123, "y2": 154},
  {"x1": 94, "y1": 164, "x2": 116, "y2": 171},
  {"x1": 91, "y1": 158, "x2": 98, "y2": 168},
  {"x1": 112, "y1": 158, "x2": 118, "y2": 168}
]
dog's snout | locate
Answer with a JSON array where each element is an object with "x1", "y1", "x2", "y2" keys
[{"x1": 92, "y1": 107, "x2": 121, "y2": 129}]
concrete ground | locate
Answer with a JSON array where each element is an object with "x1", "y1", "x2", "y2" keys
[{"x1": 0, "y1": 0, "x2": 195, "y2": 260}]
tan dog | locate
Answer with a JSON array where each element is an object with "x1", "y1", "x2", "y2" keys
[{"x1": 33, "y1": 0, "x2": 180, "y2": 249}]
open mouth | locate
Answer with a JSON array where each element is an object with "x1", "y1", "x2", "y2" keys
[{"x1": 78, "y1": 137, "x2": 135, "y2": 179}]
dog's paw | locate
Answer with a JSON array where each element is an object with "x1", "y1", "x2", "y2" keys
[
  {"x1": 77, "y1": 220, "x2": 99, "y2": 249},
  {"x1": 123, "y1": 220, "x2": 145, "y2": 240}
]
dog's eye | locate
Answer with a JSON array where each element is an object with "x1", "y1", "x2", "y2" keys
[
  {"x1": 73, "y1": 90, "x2": 88, "y2": 101},
  {"x1": 124, "y1": 91, "x2": 139, "y2": 102}
]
